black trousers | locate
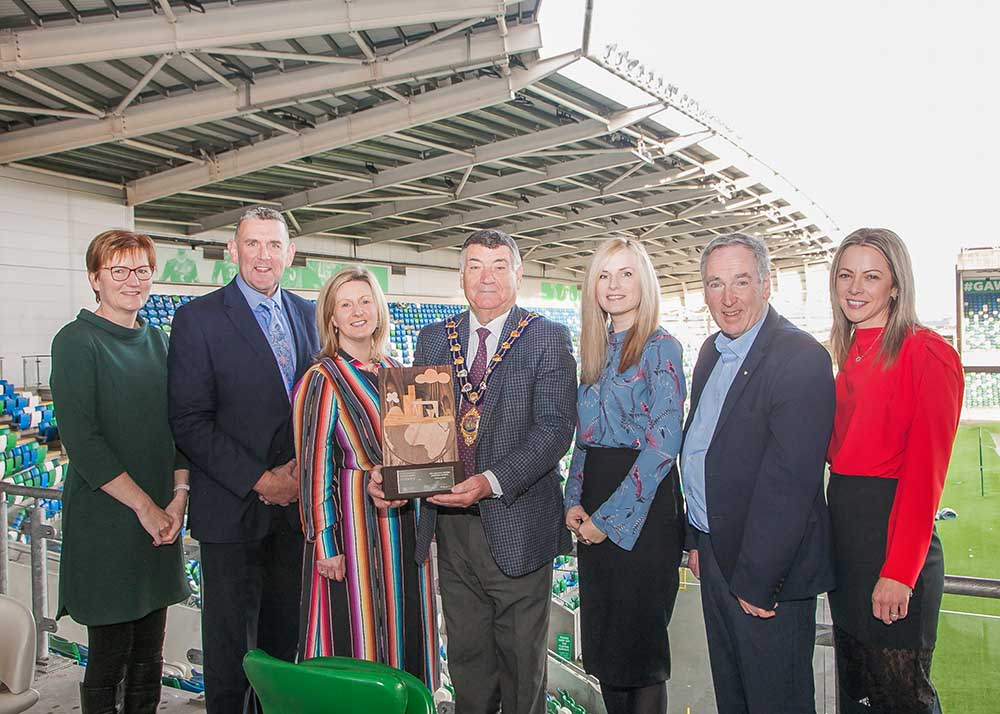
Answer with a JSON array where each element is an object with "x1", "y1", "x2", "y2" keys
[
  {"x1": 200, "y1": 512, "x2": 303, "y2": 714},
  {"x1": 697, "y1": 531, "x2": 818, "y2": 714},
  {"x1": 84, "y1": 608, "x2": 167, "y2": 687}
]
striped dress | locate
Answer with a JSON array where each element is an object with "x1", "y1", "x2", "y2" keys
[{"x1": 293, "y1": 352, "x2": 439, "y2": 690}]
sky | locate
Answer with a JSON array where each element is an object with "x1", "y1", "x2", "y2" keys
[{"x1": 539, "y1": 0, "x2": 999, "y2": 321}]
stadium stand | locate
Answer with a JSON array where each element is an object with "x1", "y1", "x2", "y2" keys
[{"x1": 962, "y1": 291, "x2": 1000, "y2": 351}]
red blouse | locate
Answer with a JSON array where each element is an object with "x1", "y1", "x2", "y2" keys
[{"x1": 827, "y1": 327, "x2": 964, "y2": 588}]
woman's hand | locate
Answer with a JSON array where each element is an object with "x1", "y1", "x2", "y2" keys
[
  {"x1": 163, "y1": 492, "x2": 187, "y2": 545},
  {"x1": 135, "y1": 500, "x2": 174, "y2": 546},
  {"x1": 367, "y1": 466, "x2": 406, "y2": 509},
  {"x1": 577, "y1": 517, "x2": 607, "y2": 546},
  {"x1": 872, "y1": 576, "x2": 913, "y2": 625},
  {"x1": 565, "y1": 505, "x2": 588, "y2": 536},
  {"x1": 316, "y1": 555, "x2": 346, "y2": 582}
]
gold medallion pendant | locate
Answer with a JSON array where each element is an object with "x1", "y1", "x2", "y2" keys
[
  {"x1": 446, "y1": 311, "x2": 541, "y2": 447},
  {"x1": 460, "y1": 406, "x2": 481, "y2": 446}
]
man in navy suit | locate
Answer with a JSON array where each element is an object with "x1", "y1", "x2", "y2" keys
[
  {"x1": 680, "y1": 232, "x2": 835, "y2": 714},
  {"x1": 168, "y1": 207, "x2": 319, "y2": 714},
  {"x1": 371, "y1": 230, "x2": 577, "y2": 714}
]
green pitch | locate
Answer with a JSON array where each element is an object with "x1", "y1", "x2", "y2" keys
[{"x1": 930, "y1": 424, "x2": 1000, "y2": 712}]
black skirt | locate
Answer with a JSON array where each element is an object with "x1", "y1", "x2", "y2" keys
[
  {"x1": 827, "y1": 473, "x2": 944, "y2": 650},
  {"x1": 577, "y1": 447, "x2": 683, "y2": 687}
]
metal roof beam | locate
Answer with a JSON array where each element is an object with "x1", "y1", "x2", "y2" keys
[
  {"x1": 417, "y1": 179, "x2": 714, "y2": 252},
  {"x1": 538, "y1": 214, "x2": 762, "y2": 266},
  {"x1": 0, "y1": 23, "x2": 542, "y2": 163},
  {"x1": 126, "y1": 53, "x2": 583, "y2": 205},
  {"x1": 0, "y1": 0, "x2": 523, "y2": 71},
  {"x1": 192, "y1": 119, "x2": 637, "y2": 234},
  {"x1": 292, "y1": 152, "x2": 637, "y2": 237}
]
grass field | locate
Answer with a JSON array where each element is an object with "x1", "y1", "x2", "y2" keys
[{"x1": 929, "y1": 424, "x2": 1000, "y2": 712}]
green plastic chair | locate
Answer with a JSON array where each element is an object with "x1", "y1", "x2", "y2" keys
[
  {"x1": 298, "y1": 656, "x2": 435, "y2": 714},
  {"x1": 243, "y1": 650, "x2": 434, "y2": 714}
]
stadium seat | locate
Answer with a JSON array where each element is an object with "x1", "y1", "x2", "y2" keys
[
  {"x1": 0, "y1": 595, "x2": 40, "y2": 714},
  {"x1": 243, "y1": 649, "x2": 431, "y2": 714}
]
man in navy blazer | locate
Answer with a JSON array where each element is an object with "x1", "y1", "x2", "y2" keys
[
  {"x1": 168, "y1": 207, "x2": 318, "y2": 714},
  {"x1": 680, "y1": 232, "x2": 835, "y2": 713}
]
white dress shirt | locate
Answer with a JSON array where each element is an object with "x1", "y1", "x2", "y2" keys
[{"x1": 466, "y1": 308, "x2": 512, "y2": 497}]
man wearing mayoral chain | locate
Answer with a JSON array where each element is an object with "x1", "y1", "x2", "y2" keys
[{"x1": 371, "y1": 229, "x2": 577, "y2": 714}]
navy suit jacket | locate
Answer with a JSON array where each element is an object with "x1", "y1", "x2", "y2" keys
[
  {"x1": 684, "y1": 306, "x2": 836, "y2": 608},
  {"x1": 167, "y1": 279, "x2": 319, "y2": 543},
  {"x1": 413, "y1": 305, "x2": 577, "y2": 577}
]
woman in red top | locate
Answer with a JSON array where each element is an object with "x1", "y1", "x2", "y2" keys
[{"x1": 827, "y1": 228, "x2": 963, "y2": 714}]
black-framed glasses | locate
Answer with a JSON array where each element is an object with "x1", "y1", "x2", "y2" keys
[{"x1": 102, "y1": 265, "x2": 154, "y2": 282}]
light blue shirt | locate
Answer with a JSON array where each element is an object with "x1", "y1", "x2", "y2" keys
[
  {"x1": 235, "y1": 274, "x2": 297, "y2": 376},
  {"x1": 681, "y1": 310, "x2": 768, "y2": 533}
]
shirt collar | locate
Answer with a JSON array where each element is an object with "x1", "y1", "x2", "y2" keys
[
  {"x1": 469, "y1": 307, "x2": 512, "y2": 337},
  {"x1": 236, "y1": 273, "x2": 284, "y2": 313},
  {"x1": 715, "y1": 306, "x2": 769, "y2": 361}
]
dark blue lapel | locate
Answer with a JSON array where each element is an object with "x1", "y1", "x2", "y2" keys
[
  {"x1": 710, "y1": 306, "x2": 780, "y2": 441},
  {"x1": 222, "y1": 278, "x2": 288, "y2": 400},
  {"x1": 684, "y1": 339, "x2": 721, "y2": 434},
  {"x1": 283, "y1": 293, "x2": 315, "y2": 383},
  {"x1": 478, "y1": 306, "x2": 527, "y2": 433}
]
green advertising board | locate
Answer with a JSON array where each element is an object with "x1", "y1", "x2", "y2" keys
[
  {"x1": 963, "y1": 278, "x2": 1000, "y2": 293},
  {"x1": 156, "y1": 246, "x2": 388, "y2": 293},
  {"x1": 540, "y1": 281, "x2": 581, "y2": 304}
]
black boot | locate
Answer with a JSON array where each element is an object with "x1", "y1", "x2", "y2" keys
[
  {"x1": 122, "y1": 660, "x2": 163, "y2": 714},
  {"x1": 79, "y1": 682, "x2": 120, "y2": 714}
]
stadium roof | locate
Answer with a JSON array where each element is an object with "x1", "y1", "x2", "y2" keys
[{"x1": 0, "y1": 0, "x2": 838, "y2": 294}]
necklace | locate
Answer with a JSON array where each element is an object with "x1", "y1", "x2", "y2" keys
[
  {"x1": 854, "y1": 330, "x2": 884, "y2": 363},
  {"x1": 447, "y1": 312, "x2": 539, "y2": 445}
]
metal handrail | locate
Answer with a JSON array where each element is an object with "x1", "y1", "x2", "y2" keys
[
  {"x1": 3, "y1": 478, "x2": 1000, "y2": 671},
  {"x1": 0, "y1": 481, "x2": 62, "y2": 663}
]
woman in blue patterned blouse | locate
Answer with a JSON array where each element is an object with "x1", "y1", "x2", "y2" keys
[{"x1": 565, "y1": 237, "x2": 687, "y2": 714}]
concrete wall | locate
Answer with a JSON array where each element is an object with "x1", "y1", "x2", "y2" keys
[{"x1": 0, "y1": 169, "x2": 131, "y2": 387}]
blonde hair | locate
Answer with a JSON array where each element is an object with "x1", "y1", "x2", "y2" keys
[
  {"x1": 580, "y1": 237, "x2": 661, "y2": 384},
  {"x1": 316, "y1": 267, "x2": 391, "y2": 362},
  {"x1": 829, "y1": 227, "x2": 922, "y2": 368}
]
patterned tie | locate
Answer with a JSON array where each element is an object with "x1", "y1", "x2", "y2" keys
[
  {"x1": 260, "y1": 300, "x2": 295, "y2": 397},
  {"x1": 457, "y1": 327, "x2": 491, "y2": 480}
]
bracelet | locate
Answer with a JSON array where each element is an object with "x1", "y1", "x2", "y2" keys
[{"x1": 173, "y1": 484, "x2": 190, "y2": 492}]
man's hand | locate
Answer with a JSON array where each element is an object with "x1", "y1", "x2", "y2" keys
[
  {"x1": 872, "y1": 576, "x2": 912, "y2": 625},
  {"x1": 367, "y1": 466, "x2": 407, "y2": 509},
  {"x1": 427, "y1": 474, "x2": 493, "y2": 508},
  {"x1": 565, "y1": 505, "x2": 588, "y2": 536},
  {"x1": 163, "y1": 492, "x2": 187, "y2": 544},
  {"x1": 687, "y1": 549, "x2": 700, "y2": 579},
  {"x1": 576, "y1": 517, "x2": 607, "y2": 546},
  {"x1": 254, "y1": 462, "x2": 299, "y2": 507},
  {"x1": 316, "y1": 555, "x2": 346, "y2": 582},
  {"x1": 737, "y1": 596, "x2": 777, "y2": 619}
]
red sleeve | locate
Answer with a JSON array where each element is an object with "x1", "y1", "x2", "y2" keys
[{"x1": 881, "y1": 336, "x2": 964, "y2": 587}]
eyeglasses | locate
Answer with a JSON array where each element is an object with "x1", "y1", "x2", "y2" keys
[{"x1": 102, "y1": 266, "x2": 154, "y2": 282}]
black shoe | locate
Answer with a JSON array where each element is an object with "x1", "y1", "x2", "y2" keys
[
  {"x1": 79, "y1": 682, "x2": 120, "y2": 714},
  {"x1": 122, "y1": 660, "x2": 163, "y2": 714}
]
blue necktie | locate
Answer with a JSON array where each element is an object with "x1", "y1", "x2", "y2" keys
[{"x1": 259, "y1": 300, "x2": 295, "y2": 396}]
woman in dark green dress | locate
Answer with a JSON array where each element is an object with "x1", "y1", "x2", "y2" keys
[{"x1": 50, "y1": 230, "x2": 190, "y2": 714}]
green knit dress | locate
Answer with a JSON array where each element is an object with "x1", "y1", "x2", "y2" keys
[{"x1": 50, "y1": 309, "x2": 190, "y2": 626}]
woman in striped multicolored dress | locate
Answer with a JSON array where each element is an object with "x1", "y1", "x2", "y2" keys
[{"x1": 292, "y1": 267, "x2": 439, "y2": 690}]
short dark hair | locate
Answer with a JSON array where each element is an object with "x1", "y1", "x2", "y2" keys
[
  {"x1": 235, "y1": 206, "x2": 288, "y2": 238},
  {"x1": 700, "y1": 232, "x2": 770, "y2": 283},
  {"x1": 460, "y1": 229, "x2": 522, "y2": 270}
]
